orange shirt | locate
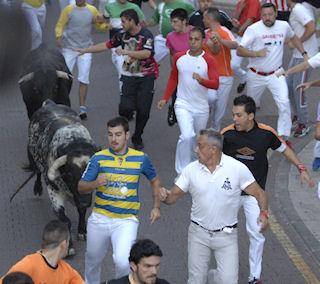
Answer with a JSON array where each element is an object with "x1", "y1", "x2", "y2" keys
[
  {"x1": 204, "y1": 26, "x2": 234, "y2": 77},
  {"x1": 0, "y1": 252, "x2": 84, "y2": 284}
]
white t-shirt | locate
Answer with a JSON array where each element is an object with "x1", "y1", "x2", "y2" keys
[
  {"x1": 175, "y1": 154, "x2": 256, "y2": 230},
  {"x1": 240, "y1": 20, "x2": 294, "y2": 72},
  {"x1": 308, "y1": 52, "x2": 320, "y2": 68},
  {"x1": 289, "y1": 3, "x2": 318, "y2": 58}
]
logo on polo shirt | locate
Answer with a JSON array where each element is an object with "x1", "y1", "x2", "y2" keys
[{"x1": 221, "y1": 178, "x2": 232, "y2": 190}]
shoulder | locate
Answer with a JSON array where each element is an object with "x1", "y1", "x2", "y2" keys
[
  {"x1": 221, "y1": 123, "x2": 236, "y2": 135},
  {"x1": 108, "y1": 275, "x2": 130, "y2": 284},
  {"x1": 174, "y1": 50, "x2": 188, "y2": 61},
  {"x1": 222, "y1": 154, "x2": 247, "y2": 168},
  {"x1": 257, "y1": 123, "x2": 283, "y2": 140},
  {"x1": 140, "y1": 28, "x2": 154, "y2": 38},
  {"x1": 203, "y1": 52, "x2": 217, "y2": 64}
]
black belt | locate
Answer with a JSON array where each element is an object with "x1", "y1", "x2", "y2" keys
[{"x1": 191, "y1": 220, "x2": 237, "y2": 233}]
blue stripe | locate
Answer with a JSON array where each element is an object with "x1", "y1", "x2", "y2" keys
[
  {"x1": 96, "y1": 192, "x2": 139, "y2": 202},
  {"x1": 95, "y1": 155, "x2": 115, "y2": 161},
  {"x1": 94, "y1": 204, "x2": 139, "y2": 215},
  {"x1": 125, "y1": 156, "x2": 145, "y2": 162},
  {"x1": 98, "y1": 182, "x2": 139, "y2": 189},
  {"x1": 99, "y1": 166, "x2": 142, "y2": 175}
]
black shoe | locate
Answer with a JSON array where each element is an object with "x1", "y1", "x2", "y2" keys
[
  {"x1": 237, "y1": 82, "x2": 246, "y2": 94},
  {"x1": 167, "y1": 104, "x2": 177, "y2": 126},
  {"x1": 132, "y1": 138, "x2": 144, "y2": 150}
]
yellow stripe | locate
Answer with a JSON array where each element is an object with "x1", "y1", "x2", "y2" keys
[
  {"x1": 99, "y1": 159, "x2": 143, "y2": 169},
  {"x1": 95, "y1": 196, "x2": 140, "y2": 209},
  {"x1": 99, "y1": 173, "x2": 139, "y2": 183},
  {"x1": 93, "y1": 208, "x2": 138, "y2": 219},
  {"x1": 269, "y1": 210, "x2": 320, "y2": 283}
]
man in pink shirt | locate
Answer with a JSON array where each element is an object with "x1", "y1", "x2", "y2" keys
[{"x1": 166, "y1": 8, "x2": 193, "y2": 126}]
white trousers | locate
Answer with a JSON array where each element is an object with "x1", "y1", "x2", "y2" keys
[
  {"x1": 154, "y1": 34, "x2": 169, "y2": 63},
  {"x1": 111, "y1": 48, "x2": 124, "y2": 92},
  {"x1": 188, "y1": 222, "x2": 238, "y2": 284},
  {"x1": 208, "y1": 76, "x2": 234, "y2": 131},
  {"x1": 231, "y1": 36, "x2": 247, "y2": 84},
  {"x1": 85, "y1": 212, "x2": 139, "y2": 284},
  {"x1": 21, "y1": 2, "x2": 46, "y2": 50},
  {"x1": 62, "y1": 48, "x2": 92, "y2": 84},
  {"x1": 247, "y1": 69, "x2": 292, "y2": 137},
  {"x1": 240, "y1": 195, "x2": 265, "y2": 281},
  {"x1": 175, "y1": 106, "x2": 208, "y2": 174}
]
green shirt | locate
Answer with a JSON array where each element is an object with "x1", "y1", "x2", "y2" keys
[
  {"x1": 151, "y1": 0, "x2": 194, "y2": 37},
  {"x1": 105, "y1": 1, "x2": 145, "y2": 30}
]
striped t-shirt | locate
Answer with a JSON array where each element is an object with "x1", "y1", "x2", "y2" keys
[{"x1": 81, "y1": 147, "x2": 157, "y2": 218}]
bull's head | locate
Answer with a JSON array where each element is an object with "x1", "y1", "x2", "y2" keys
[{"x1": 47, "y1": 154, "x2": 92, "y2": 208}]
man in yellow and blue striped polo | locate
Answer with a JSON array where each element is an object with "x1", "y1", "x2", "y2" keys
[{"x1": 78, "y1": 116, "x2": 162, "y2": 284}]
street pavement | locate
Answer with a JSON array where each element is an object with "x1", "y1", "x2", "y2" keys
[{"x1": 1, "y1": 1, "x2": 320, "y2": 283}]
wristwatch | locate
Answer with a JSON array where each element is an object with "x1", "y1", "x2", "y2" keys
[{"x1": 301, "y1": 51, "x2": 308, "y2": 56}]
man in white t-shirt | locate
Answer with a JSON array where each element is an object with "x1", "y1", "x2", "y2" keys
[
  {"x1": 158, "y1": 129, "x2": 269, "y2": 284},
  {"x1": 286, "y1": 0, "x2": 318, "y2": 138},
  {"x1": 237, "y1": 2, "x2": 308, "y2": 140},
  {"x1": 157, "y1": 27, "x2": 219, "y2": 175}
]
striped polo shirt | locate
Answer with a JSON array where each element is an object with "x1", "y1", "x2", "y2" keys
[{"x1": 81, "y1": 147, "x2": 157, "y2": 218}]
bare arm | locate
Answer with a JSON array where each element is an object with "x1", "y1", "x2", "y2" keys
[
  {"x1": 300, "y1": 21, "x2": 316, "y2": 43},
  {"x1": 236, "y1": 45, "x2": 267, "y2": 58},
  {"x1": 75, "y1": 42, "x2": 108, "y2": 54},
  {"x1": 159, "y1": 185, "x2": 185, "y2": 205},
  {"x1": 116, "y1": 48, "x2": 152, "y2": 59},
  {"x1": 238, "y1": 18, "x2": 254, "y2": 36},
  {"x1": 315, "y1": 122, "x2": 320, "y2": 141},
  {"x1": 291, "y1": 35, "x2": 309, "y2": 59},
  {"x1": 149, "y1": 176, "x2": 162, "y2": 224},
  {"x1": 282, "y1": 147, "x2": 314, "y2": 187},
  {"x1": 78, "y1": 174, "x2": 107, "y2": 194},
  {"x1": 283, "y1": 60, "x2": 311, "y2": 76}
]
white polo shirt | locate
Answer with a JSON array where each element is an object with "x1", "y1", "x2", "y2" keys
[
  {"x1": 289, "y1": 3, "x2": 318, "y2": 59},
  {"x1": 240, "y1": 20, "x2": 294, "y2": 72},
  {"x1": 308, "y1": 52, "x2": 320, "y2": 69},
  {"x1": 175, "y1": 154, "x2": 255, "y2": 230}
]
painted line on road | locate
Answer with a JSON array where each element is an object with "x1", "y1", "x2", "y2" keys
[{"x1": 269, "y1": 210, "x2": 320, "y2": 283}]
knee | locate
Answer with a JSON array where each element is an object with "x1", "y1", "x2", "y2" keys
[
  {"x1": 180, "y1": 132, "x2": 196, "y2": 142},
  {"x1": 119, "y1": 104, "x2": 134, "y2": 119},
  {"x1": 113, "y1": 253, "x2": 130, "y2": 275}
]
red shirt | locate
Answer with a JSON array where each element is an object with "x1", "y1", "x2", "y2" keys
[{"x1": 235, "y1": 0, "x2": 261, "y2": 35}]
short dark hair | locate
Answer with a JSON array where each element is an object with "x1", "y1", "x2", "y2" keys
[
  {"x1": 2, "y1": 272, "x2": 34, "y2": 284},
  {"x1": 190, "y1": 26, "x2": 205, "y2": 39},
  {"x1": 204, "y1": 7, "x2": 221, "y2": 23},
  {"x1": 129, "y1": 239, "x2": 163, "y2": 265},
  {"x1": 107, "y1": 116, "x2": 129, "y2": 132},
  {"x1": 41, "y1": 220, "x2": 70, "y2": 249},
  {"x1": 233, "y1": 95, "x2": 256, "y2": 115},
  {"x1": 120, "y1": 9, "x2": 139, "y2": 25},
  {"x1": 170, "y1": 8, "x2": 188, "y2": 21},
  {"x1": 261, "y1": 2, "x2": 277, "y2": 12}
]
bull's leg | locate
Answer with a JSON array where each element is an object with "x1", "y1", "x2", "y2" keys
[
  {"x1": 77, "y1": 207, "x2": 87, "y2": 241},
  {"x1": 33, "y1": 173, "x2": 43, "y2": 196},
  {"x1": 47, "y1": 185, "x2": 76, "y2": 256}
]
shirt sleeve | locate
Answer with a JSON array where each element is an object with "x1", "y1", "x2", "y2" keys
[
  {"x1": 239, "y1": 25, "x2": 255, "y2": 48},
  {"x1": 308, "y1": 52, "x2": 320, "y2": 68},
  {"x1": 200, "y1": 53, "x2": 219, "y2": 89},
  {"x1": 175, "y1": 164, "x2": 191, "y2": 192},
  {"x1": 162, "y1": 52, "x2": 180, "y2": 101},
  {"x1": 55, "y1": 5, "x2": 73, "y2": 38},
  {"x1": 106, "y1": 31, "x2": 123, "y2": 48},
  {"x1": 141, "y1": 154, "x2": 157, "y2": 180},
  {"x1": 295, "y1": 4, "x2": 313, "y2": 26},
  {"x1": 286, "y1": 22, "x2": 295, "y2": 39},
  {"x1": 141, "y1": 29, "x2": 154, "y2": 54},
  {"x1": 81, "y1": 155, "x2": 100, "y2": 182}
]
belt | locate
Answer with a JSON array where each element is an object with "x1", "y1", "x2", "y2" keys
[
  {"x1": 250, "y1": 67, "x2": 277, "y2": 76},
  {"x1": 191, "y1": 220, "x2": 237, "y2": 233}
]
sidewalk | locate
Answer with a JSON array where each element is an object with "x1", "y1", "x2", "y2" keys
[{"x1": 288, "y1": 138, "x2": 320, "y2": 243}]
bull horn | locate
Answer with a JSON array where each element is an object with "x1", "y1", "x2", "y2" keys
[
  {"x1": 56, "y1": 70, "x2": 73, "y2": 80},
  {"x1": 18, "y1": 72, "x2": 34, "y2": 84},
  {"x1": 47, "y1": 155, "x2": 67, "y2": 181}
]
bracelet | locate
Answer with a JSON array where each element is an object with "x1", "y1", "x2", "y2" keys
[
  {"x1": 301, "y1": 51, "x2": 308, "y2": 56},
  {"x1": 297, "y1": 163, "x2": 307, "y2": 173},
  {"x1": 260, "y1": 210, "x2": 269, "y2": 219}
]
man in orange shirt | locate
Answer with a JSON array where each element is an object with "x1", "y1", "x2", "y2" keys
[
  {"x1": 231, "y1": 0, "x2": 261, "y2": 94},
  {"x1": 1, "y1": 220, "x2": 84, "y2": 284},
  {"x1": 204, "y1": 7, "x2": 238, "y2": 131}
]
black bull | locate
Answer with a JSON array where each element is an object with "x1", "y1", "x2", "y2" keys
[
  {"x1": 14, "y1": 101, "x2": 97, "y2": 255},
  {"x1": 19, "y1": 45, "x2": 72, "y2": 119}
]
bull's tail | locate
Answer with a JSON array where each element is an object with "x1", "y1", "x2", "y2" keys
[{"x1": 10, "y1": 171, "x2": 36, "y2": 202}]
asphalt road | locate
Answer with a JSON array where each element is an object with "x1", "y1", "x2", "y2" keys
[{"x1": 1, "y1": 2, "x2": 320, "y2": 283}]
